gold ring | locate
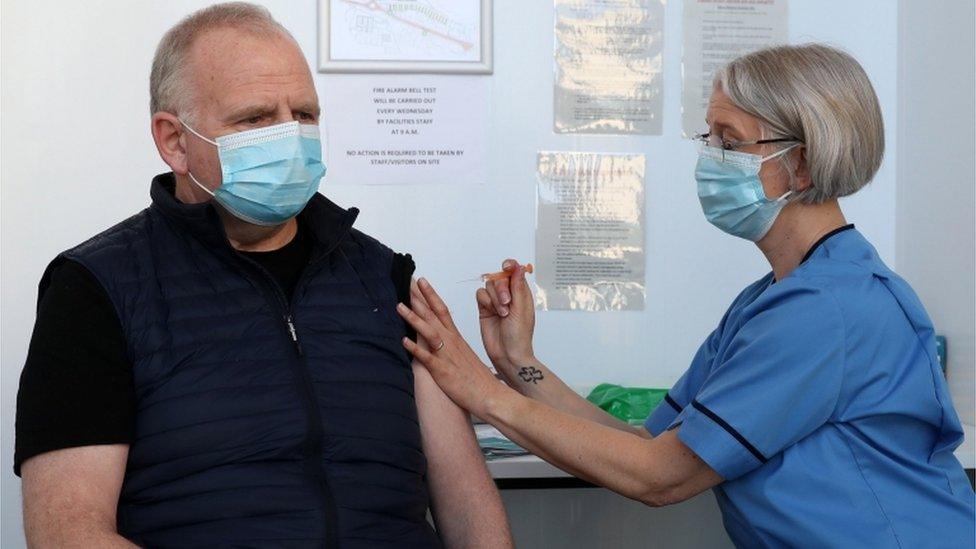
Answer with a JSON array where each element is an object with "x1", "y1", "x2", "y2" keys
[{"x1": 434, "y1": 341, "x2": 445, "y2": 352}]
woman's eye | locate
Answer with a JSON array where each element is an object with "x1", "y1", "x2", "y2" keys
[{"x1": 298, "y1": 112, "x2": 315, "y2": 121}]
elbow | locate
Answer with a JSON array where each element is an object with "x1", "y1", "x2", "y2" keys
[{"x1": 635, "y1": 482, "x2": 688, "y2": 508}]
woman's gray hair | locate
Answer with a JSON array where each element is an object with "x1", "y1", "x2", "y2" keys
[
  {"x1": 150, "y1": 2, "x2": 294, "y2": 123},
  {"x1": 715, "y1": 44, "x2": 885, "y2": 203}
]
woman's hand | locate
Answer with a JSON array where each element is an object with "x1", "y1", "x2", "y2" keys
[
  {"x1": 397, "y1": 278, "x2": 511, "y2": 418},
  {"x1": 476, "y1": 260, "x2": 537, "y2": 387}
]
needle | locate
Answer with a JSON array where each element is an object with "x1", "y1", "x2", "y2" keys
[{"x1": 457, "y1": 263, "x2": 534, "y2": 283}]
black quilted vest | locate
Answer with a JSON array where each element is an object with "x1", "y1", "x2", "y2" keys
[{"x1": 55, "y1": 174, "x2": 440, "y2": 548}]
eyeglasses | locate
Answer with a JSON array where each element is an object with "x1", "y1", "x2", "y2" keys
[{"x1": 693, "y1": 132, "x2": 800, "y2": 160}]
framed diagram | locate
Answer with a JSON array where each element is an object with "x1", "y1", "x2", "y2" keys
[{"x1": 318, "y1": 0, "x2": 493, "y2": 74}]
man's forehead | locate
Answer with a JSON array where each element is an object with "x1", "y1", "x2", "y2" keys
[{"x1": 187, "y1": 27, "x2": 317, "y2": 109}]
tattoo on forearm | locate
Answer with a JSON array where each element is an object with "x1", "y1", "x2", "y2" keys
[{"x1": 518, "y1": 366, "x2": 544, "y2": 384}]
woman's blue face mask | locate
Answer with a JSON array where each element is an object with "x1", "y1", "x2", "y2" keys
[
  {"x1": 181, "y1": 119, "x2": 327, "y2": 226},
  {"x1": 694, "y1": 143, "x2": 798, "y2": 242}
]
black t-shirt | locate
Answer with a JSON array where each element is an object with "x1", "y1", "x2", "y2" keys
[{"x1": 14, "y1": 221, "x2": 416, "y2": 475}]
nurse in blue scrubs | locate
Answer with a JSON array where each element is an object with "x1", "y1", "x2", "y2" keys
[{"x1": 396, "y1": 43, "x2": 975, "y2": 547}]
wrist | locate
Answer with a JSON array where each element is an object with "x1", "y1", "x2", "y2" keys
[
  {"x1": 488, "y1": 354, "x2": 514, "y2": 373},
  {"x1": 505, "y1": 350, "x2": 537, "y2": 368},
  {"x1": 482, "y1": 382, "x2": 525, "y2": 427}
]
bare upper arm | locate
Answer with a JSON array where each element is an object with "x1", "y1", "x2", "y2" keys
[
  {"x1": 413, "y1": 364, "x2": 513, "y2": 548},
  {"x1": 21, "y1": 444, "x2": 130, "y2": 545}
]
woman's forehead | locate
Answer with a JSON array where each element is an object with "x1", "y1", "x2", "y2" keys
[{"x1": 706, "y1": 90, "x2": 759, "y2": 134}]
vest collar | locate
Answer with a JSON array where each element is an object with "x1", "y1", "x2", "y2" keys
[{"x1": 149, "y1": 172, "x2": 359, "y2": 255}]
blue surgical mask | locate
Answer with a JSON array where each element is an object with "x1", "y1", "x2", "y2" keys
[
  {"x1": 695, "y1": 144, "x2": 798, "y2": 242},
  {"x1": 181, "y1": 119, "x2": 327, "y2": 226}
]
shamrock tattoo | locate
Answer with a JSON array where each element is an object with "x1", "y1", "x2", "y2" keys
[{"x1": 518, "y1": 366, "x2": 544, "y2": 384}]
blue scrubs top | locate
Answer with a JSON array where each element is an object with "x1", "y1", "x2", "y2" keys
[{"x1": 646, "y1": 226, "x2": 975, "y2": 548}]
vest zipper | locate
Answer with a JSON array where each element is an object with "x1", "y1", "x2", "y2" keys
[
  {"x1": 231, "y1": 252, "x2": 339, "y2": 549},
  {"x1": 285, "y1": 314, "x2": 303, "y2": 357}
]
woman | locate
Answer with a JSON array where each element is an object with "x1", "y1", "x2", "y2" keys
[{"x1": 396, "y1": 44, "x2": 975, "y2": 547}]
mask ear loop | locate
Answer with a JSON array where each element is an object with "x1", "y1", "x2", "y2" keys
[
  {"x1": 763, "y1": 143, "x2": 801, "y2": 202},
  {"x1": 179, "y1": 118, "x2": 220, "y2": 194},
  {"x1": 179, "y1": 118, "x2": 218, "y2": 146}
]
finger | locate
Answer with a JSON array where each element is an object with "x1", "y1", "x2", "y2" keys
[
  {"x1": 493, "y1": 259, "x2": 520, "y2": 307},
  {"x1": 410, "y1": 279, "x2": 430, "y2": 308},
  {"x1": 402, "y1": 336, "x2": 437, "y2": 367},
  {"x1": 492, "y1": 276, "x2": 512, "y2": 308},
  {"x1": 476, "y1": 288, "x2": 496, "y2": 319},
  {"x1": 397, "y1": 303, "x2": 443, "y2": 349},
  {"x1": 416, "y1": 278, "x2": 459, "y2": 332},
  {"x1": 408, "y1": 283, "x2": 439, "y2": 324},
  {"x1": 484, "y1": 279, "x2": 509, "y2": 317}
]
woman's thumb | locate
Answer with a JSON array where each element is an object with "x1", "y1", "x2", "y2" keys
[{"x1": 511, "y1": 265, "x2": 532, "y2": 305}]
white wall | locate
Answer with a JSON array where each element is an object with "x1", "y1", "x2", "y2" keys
[
  {"x1": 896, "y1": 0, "x2": 976, "y2": 426},
  {"x1": 1, "y1": 1, "x2": 910, "y2": 547}
]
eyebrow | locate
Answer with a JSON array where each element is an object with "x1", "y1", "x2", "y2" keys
[
  {"x1": 223, "y1": 103, "x2": 277, "y2": 124},
  {"x1": 707, "y1": 116, "x2": 741, "y2": 139},
  {"x1": 293, "y1": 102, "x2": 321, "y2": 117}
]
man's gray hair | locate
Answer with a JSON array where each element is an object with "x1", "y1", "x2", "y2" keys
[
  {"x1": 150, "y1": 2, "x2": 294, "y2": 122},
  {"x1": 715, "y1": 44, "x2": 885, "y2": 204}
]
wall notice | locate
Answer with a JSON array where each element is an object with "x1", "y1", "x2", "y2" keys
[
  {"x1": 553, "y1": 0, "x2": 665, "y2": 135},
  {"x1": 682, "y1": 0, "x2": 789, "y2": 137},
  {"x1": 535, "y1": 152, "x2": 646, "y2": 312},
  {"x1": 322, "y1": 75, "x2": 488, "y2": 184}
]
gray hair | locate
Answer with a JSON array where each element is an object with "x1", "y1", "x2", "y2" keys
[
  {"x1": 149, "y1": 2, "x2": 294, "y2": 122},
  {"x1": 715, "y1": 44, "x2": 885, "y2": 204}
]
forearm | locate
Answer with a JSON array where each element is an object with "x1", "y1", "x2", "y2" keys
[
  {"x1": 506, "y1": 357, "x2": 642, "y2": 435},
  {"x1": 484, "y1": 387, "x2": 712, "y2": 506}
]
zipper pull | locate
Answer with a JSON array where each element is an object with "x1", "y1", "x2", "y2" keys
[{"x1": 285, "y1": 315, "x2": 303, "y2": 357}]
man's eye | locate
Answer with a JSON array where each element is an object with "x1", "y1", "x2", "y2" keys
[
  {"x1": 242, "y1": 116, "x2": 263, "y2": 125},
  {"x1": 297, "y1": 112, "x2": 315, "y2": 121}
]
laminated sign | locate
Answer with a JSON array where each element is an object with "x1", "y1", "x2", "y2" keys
[{"x1": 535, "y1": 152, "x2": 646, "y2": 311}]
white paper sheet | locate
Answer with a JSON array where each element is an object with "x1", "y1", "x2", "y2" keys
[
  {"x1": 322, "y1": 75, "x2": 488, "y2": 185},
  {"x1": 329, "y1": 0, "x2": 481, "y2": 62},
  {"x1": 535, "y1": 152, "x2": 646, "y2": 312},
  {"x1": 553, "y1": 0, "x2": 665, "y2": 135},
  {"x1": 681, "y1": 0, "x2": 789, "y2": 137}
]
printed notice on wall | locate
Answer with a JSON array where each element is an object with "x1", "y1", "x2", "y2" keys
[
  {"x1": 322, "y1": 75, "x2": 488, "y2": 184},
  {"x1": 553, "y1": 0, "x2": 665, "y2": 135},
  {"x1": 535, "y1": 152, "x2": 646, "y2": 312},
  {"x1": 682, "y1": 0, "x2": 788, "y2": 137}
]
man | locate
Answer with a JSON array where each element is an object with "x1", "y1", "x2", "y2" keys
[{"x1": 14, "y1": 3, "x2": 511, "y2": 547}]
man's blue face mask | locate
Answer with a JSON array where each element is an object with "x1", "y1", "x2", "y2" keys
[
  {"x1": 181, "y1": 119, "x2": 327, "y2": 226},
  {"x1": 694, "y1": 143, "x2": 798, "y2": 242}
]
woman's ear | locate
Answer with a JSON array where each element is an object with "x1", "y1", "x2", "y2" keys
[
  {"x1": 790, "y1": 145, "x2": 813, "y2": 193},
  {"x1": 151, "y1": 112, "x2": 188, "y2": 175}
]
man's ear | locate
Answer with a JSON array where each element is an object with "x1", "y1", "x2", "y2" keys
[
  {"x1": 151, "y1": 112, "x2": 188, "y2": 175},
  {"x1": 789, "y1": 145, "x2": 812, "y2": 193}
]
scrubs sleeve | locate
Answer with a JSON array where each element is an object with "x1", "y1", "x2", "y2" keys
[
  {"x1": 670, "y1": 281, "x2": 846, "y2": 481},
  {"x1": 644, "y1": 327, "x2": 721, "y2": 436}
]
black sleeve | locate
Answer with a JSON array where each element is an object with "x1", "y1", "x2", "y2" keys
[
  {"x1": 14, "y1": 260, "x2": 135, "y2": 476},
  {"x1": 390, "y1": 252, "x2": 417, "y2": 342}
]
